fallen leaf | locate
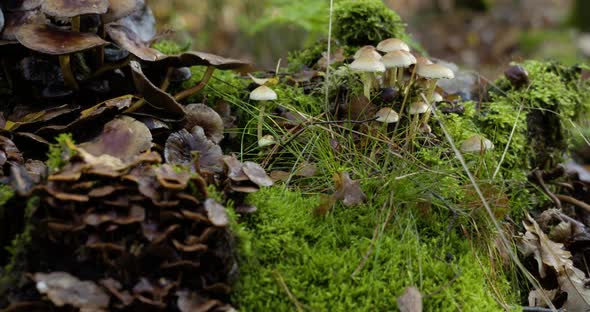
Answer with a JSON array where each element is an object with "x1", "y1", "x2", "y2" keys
[{"x1": 334, "y1": 171, "x2": 366, "y2": 207}]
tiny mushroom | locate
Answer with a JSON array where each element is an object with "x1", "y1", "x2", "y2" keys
[
  {"x1": 353, "y1": 45, "x2": 381, "y2": 59},
  {"x1": 381, "y1": 50, "x2": 416, "y2": 87},
  {"x1": 460, "y1": 134, "x2": 494, "y2": 154},
  {"x1": 433, "y1": 91, "x2": 443, "y2": 103},
  {"x1": 375, "y1": 107, "x2": 399, "y2": 124},
  {"x1": 249, "y1": 84, "x2": 277, "y2": 143},
  {"x1": 416, "y1": 63, "x2": 454, "y2": 103},
  {"x1": 349, "y1": 46, "x2": 384, "y2": 99},
  {"x1": 407, "y1": 101, "x2": 429, "y2": 140},
  {"x1": 15, "y1": 24, "x2": 109, "y2": 89}
]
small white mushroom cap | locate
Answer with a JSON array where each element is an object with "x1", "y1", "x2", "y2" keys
[
  {"x1": 353, "y1": 45, "x2": 381, "y2": 59},
  {"x1": 417, "y1": 63, "x2": 455, "y2": 80},
  {"x1": 376, "y1": 38, "x2": 410, "y2": 53},
  {"x1": 381, "y1": 50, "x2": 416, "y2": 69},
  {"x1": 460, "y1": 135, "x2": 494, "y2": 153},
  {"x1": 433, "y1": 92, "x2": 443, "y2": 103},
  {"x1": 415, "y1": 56, "x2": 433, "y2": 65},
  {"x1": 249, "y1": 85, "x2": 277, "y2": 101},
  {"x1": 408, "y1": 101, "x2": 429, "y2": 115},
  {"x1": 375, "y1": 107, "x2": 399, "y2": 123},
  {"x1": 350, "y1": 52, "x2": 385, "y2": 73},
  {"x1": 258, "y1": 134, "x2": 277, "y2": 147}
]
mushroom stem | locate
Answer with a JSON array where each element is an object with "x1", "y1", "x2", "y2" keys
[
  {"x1": 160, "y1": 67, "x2": 175, "y2": 91},
  {"x1": 397, "y1": 67, "x2": 404, "y2": 83},
  {"x1": 174, "y1": 66, "x2": 215, "y2": 101},
  {"x1": 390, "y1": 68, "x2": 398, "y2": 87},
  {"x1": 362, "y1": 72, "x2": 373, "y2": 99},
  {"x1": 71, "y1": 16, "x2": 81, "y2": 32},
  {"x1": 393, "y1": 65, "x2": 417, "y2": 135},
  {"x1": 59, "y1": 55, "x2": 78, "y2": 90},
  {"x1": 421, "y1": 81, "x2": 438, "y2": 125},
  {"x1": 257, "y1": 103, "x2": 266, "y2": 142}
]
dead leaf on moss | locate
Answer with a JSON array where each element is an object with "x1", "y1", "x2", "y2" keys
[
  {"x1": 33, "y1": 271, "x2": 110, "y2": 311},
  {"x1": 528, "y1": 288, "x2": 557, "y2": 307},
  {"x1": 397, "y1": 286, "x2": 423, "y2": 312},
  {"x1": 334, "y1": 171, "x2": 366, "y2": 207}
]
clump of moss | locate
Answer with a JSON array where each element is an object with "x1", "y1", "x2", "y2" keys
[
  {"x1": 152, "y1": 40, "x2": 191, "y2": 55},
  {"x1": 46, "y1": 133, "x2": 76, "y2": 174},
  {"x1": 333, "y1": 0, "x2": 408, "y2": 48},
  {"x1": 287, "y1": 39, "x2": 330, "y2": 71},
  {"x1": 234, "y1": 187, "x2": 516, "y2": 311}
]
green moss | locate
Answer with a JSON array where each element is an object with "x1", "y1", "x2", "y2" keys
[
  {"x1": 234, "y1": 187, "x2": 516, "y2": 311},
  {"x1": 0, "y1": 196, "x2": 39, "y2": 296},
  {"x1": 46, "y1": 133, "x2": 76, "y2": 174},
  {"x1": 333, "y1": 0, "x2": 408, "y2": 48},
  {"x1": 152, "y1": 40, "x2": 191, "y2": 55}
]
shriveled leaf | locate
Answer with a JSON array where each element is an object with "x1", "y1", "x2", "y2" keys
[
  {"x1": 520, "y1": 214, "x2": 573, "y2": 278},
  {"x1": 33, "y1": 272, "x2": 109, "y2": 311},
  {"x1": 397, "y1": 286, "x2": 422, "y2": 312},
  {"x1": 528, "y1": 288, "x2": 557, "y2": 307},
  {"x1": 334, "y1": 171, "x2": 366, "y2": 207},
  {"x1": 558, "y1": 267, "x2": 590, "y2": 312}
]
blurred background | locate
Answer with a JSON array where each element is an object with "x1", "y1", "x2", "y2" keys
[{"x1": 152, "y1": 0, "x2": 590, "y2": 78}]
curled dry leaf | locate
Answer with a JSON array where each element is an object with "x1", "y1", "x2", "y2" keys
[
  {"x1": 397, "y1": 286, "x2": 423, "y2": 312},
  {"x1": 33, "y1": 271, "x2": 110, "y2": 311},
  {"x1": 334, "y1": 171, "x2": 366, "y2": 207},
  {"x1": 528, "y1": 288, "x2": 557, "y2": 307},
  {"x1": 519, "y1": 214, "x2": 573, "y2": 278}
]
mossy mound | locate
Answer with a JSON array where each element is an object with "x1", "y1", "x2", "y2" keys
[{"x1": 234, "y1": 187, "x2": 515, "y2": 311}]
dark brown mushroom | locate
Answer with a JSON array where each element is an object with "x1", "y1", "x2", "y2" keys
[
  {"x1": 79, "y1": 115, "x2": 152, "y2": 163},
  {"x1": 102, "y1": 0, "x2": 142, "y2": 24},
  {"x1": 1, "y1": 9, "x2": 46, "y2": 41},
  {"x1": 242, "y1": 161, "x2": 273, "y2": 187},
  {"x1": 5, "y1": 0, "x2": 43, "y2": 11},
  {"x1": 184, "y1": 103, "x2": 224, "y2": 144},
  {"x1": 42, "y1": 0, "x2": 109, "y2": 18},
  {"x1": 204, "y1": 198, "x2": 228, "y2": 227},
  {"x1": 105, "y1": 22, "x2": 162, "y2": 61},
  {"x1": 164, "y1": 126, "x2": 223, "y2": 173},
  {"x1": 15, "y1": 24, "x2": 109, "y2": 89}
]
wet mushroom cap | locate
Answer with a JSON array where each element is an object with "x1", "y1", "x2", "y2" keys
[
  {"x1": 102, "y1": 0, "x2": 142, "y2": 23},
  {"x1": 2, "y1": 10, "x2": 46, "y2": 41},
  {"x1": 249, "y1": 85, "x2": 277, "y2": 101},
  {"x1": 375, "y1": 107, "x2": 399, "y2": 123},
  {"x1": 408, "y1": 101, "x2": 429, "y2": 115},
  {"x1": 349, "y1": 53, "x2": 385, "y2": 73},
  {"x1": 353, "y1": 45, "x2": 381, "y2": 59},
  {"x1": 417, "y1": 63, "x2": 454, "y2": 80},
  {"x1": 376, "y1": 38, "x2": 410, "y2": 53},
  {"x1": 460, "y1": 135, "x2": 494, "y2": 153},
  {"x1": 5, "y1": 0, "x2": 43, "y2": 11},
  {"x1": 16, "y1": 24, "x2": 108, "y2": 55},
  {"x1": 42, "y1": 0, "x2": 109, "y2": 18},
  {"x1": 381, "y1": 50, "x2": 416, "y2": 69}
]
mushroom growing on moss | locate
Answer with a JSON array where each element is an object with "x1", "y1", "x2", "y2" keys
[
  {"x1": 249, "y1": 84, "x2": 277, "y2": 144},
  {"x1": 15, "y1": 24, "x2": 108, "y2": 89},
  {"x1": 350, "y1": 46, "x2": 384, "y2": 99},
  {"x1": 381, "y1": 50, "x2": 416, "y2": 88},
  {"x1": 375, "y1": 107, "x2": 398, "y2": 124}
]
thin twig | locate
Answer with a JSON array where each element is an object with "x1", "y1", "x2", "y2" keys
[
  {"x1": 556, "y1": 194, "x2": 590, "y2": 212},
  {"x1": 324, "y1": 0, "x2": 334, "y2": 112},
  {"x1": 273, "y1": 270, "x2": 305, "y2": 312},
  {"x1": 532, "y1": 169, "x2": 562, "y2": 210},
  {"x1": 492, "y1": 100, "x2": 524, "y2": 179}
]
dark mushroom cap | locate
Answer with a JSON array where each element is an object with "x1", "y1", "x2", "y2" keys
[
  {"x1": 1, "y1": 9, "x2": 46, "y2": 41},
  {"x1": 16, "y1": 24, "x2": 108, "y2": 55},
  {"x1": 105, "y1": 23, "x2": 163, "y2": 61},
  {"x1": 5, "y1": 0, "x2": 43, "y2": 12},
  {"x1": 41, "y1": 0, "x2": 109, "y2": 18},
  {"x1": 184, "y1": 103, "x2": 224, "y2": 144},
  {"x1": 155, "y1": 51, "x2": 251, "y2": 71},
  {"x1": 102, "y1": 0, "x2": 142, "y2": 24}
]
